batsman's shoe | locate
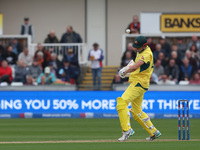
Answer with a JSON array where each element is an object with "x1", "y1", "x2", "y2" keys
[
  {"x1": 146, "y1": 130, "x2": 162, "y2": 141},
  {"x1": 118, "y1": 128, "x2": 135, "y2": 141}
]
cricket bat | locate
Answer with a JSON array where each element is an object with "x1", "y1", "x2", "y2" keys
[{"x1": 125, "y1": 59, "x2": 134, "y2": 77}]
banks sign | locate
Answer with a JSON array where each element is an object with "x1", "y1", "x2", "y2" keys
[{"x1": 160, "y1": 14, "x2": 200, "y2": 32}]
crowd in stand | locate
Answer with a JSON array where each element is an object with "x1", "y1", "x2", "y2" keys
[
  {"x1": 0, "y1": 43, "x2": 81, "y2": 86},
  {"x1": 112, "y1": 15, "x2": 200, "y2": 85},
  {"x1": 0, "y1": 18, "x2": 82, "y2": 86},
  {"x1": 1, "y1": 17, "x2": 200, "y2": 87},
  {"x1": 113, "y1": 35, "x2": 200, "y2": 85}
]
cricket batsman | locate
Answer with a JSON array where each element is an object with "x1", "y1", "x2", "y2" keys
[{"x1": 117, "y1": 36, "x2": 161, "y2": 141}]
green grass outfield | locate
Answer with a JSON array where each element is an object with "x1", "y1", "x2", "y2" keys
[{"x1": 0, "y1": 118, "x2": 199, "y2": 150}]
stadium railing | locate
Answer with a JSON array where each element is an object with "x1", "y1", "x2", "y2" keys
[{"x1": 0, "y1": 35, "x2": 88, "y2": 65}]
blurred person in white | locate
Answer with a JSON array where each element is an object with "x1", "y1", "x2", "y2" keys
[
  {"x1": 164, "y1": 59, "x2": 179, "y2": 83},
  {"x1": 37, "y1": 67, "x2": 56, "y2": 85},
  {"x1": 187, "y1": 35, "x2": 200, "y2": 51},
  {"x1": 28, "y1": 59, "x2": 42, "y2": 82},
  {"x1": 176, "y1": 37, "x2": 187, "y2": 60},
  {"x1": 126, "y1": 15, "x2": 140, "y2": 34},
  {"x1": 18, "y1": 47, "x2": 33, "y2": 67},
  {"x1": 157, "y1": 74, "x2": 175, "y2": 85},
  {"x1": 14, "y1": 60, "x2": 28, "y2": 83},
  {"x1": 179, "y1": 57, "x2": 194, "y2": 82},
  {"x1": 153, "y1": 59, "x2": 164, "y2": 81},
  {"x1": 20, "y1": 17, "x2": 34, "y2": 42},
  {"x1": 88, "y1": 43, "x2": 104, "y2": 90},
  {"x1": 121, "y1": 43, "x2": 136, "y2": 62}
]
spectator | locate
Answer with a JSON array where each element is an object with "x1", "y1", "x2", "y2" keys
[
  {"x1": 25, "y1": 75, "x2": 34, "y2": 85},
  {"x1": 37, "y1": 67, "x2": 56, "y2": 85},
  {"x1": 34, "y1": 43, "x2": 51, "y2": 66},
  {"x1": 18, "y1": 47, "x2": 33, "y2": 67},
  {"x1": 10, "y1": 38, "x2": 23, "y2": 56},
  {"x1": 28, "y1": 59, "x2": 42, "y2": 82},
  {"x1": 60, "y1": 26, "x2": 82, "y2": 55},
  {"x1": 63, "y1": 48, "x2": 79, "y2": 67},
  {"x1": 153, "y1": 43, "x2": 164, "y2": 59},
  {"x1": 189, "y1": 44, "x2": 199, "y2": 61},
  {"x1": 150, "y1": 72, "x2": 158, "y2": 84},
  {"x1": 179, "y1": 57, "x2": 193, "y2": 81},
  {"x1": 147, "y1": 37, "x2": 156, "y2": 52},
  {"x1": 126, "y1": 15, "x2": 140, "y2": 34},
  {"x1": 121, "y1": 51, "x2": 132, "y2": 67},
  {"x1": 63, "y1": 48, "x2": 80, "y2": 83},
  {"x1": 164, "y1": 59, "x2": 179, "y2": 83},
  {"x1": 158, "y1": 52, "x2": 167, "y2": 67},
  {"x1": 48, "y1": 53, "x2": 61, "y2": 77},
  {"x1": 176, "y1": 37, "x2": 187, "y2": 60},
  {"x1": 112, "y1": 74, "x2": 123, "y2": 84},
  {"x1": 48, "y1": 62, "x2": 57, "y2": 78},
  {"x1": 60, "y1": 26, "x2": 82, "y2": 43},
  {"x1": 4, "y1": 45, "x2": 17, "y2": 65},
  {"x1": 14, "y1": 60, "x2": 28, "y2": 83},
  {"x1": 88, "y1": 43, "x2": 104, "y2": 90},
  {"x1": 58, "y1": 59, "x2": 74, "y2": 84},
  {"x1": 198, "y1": 64, "x2": 200, "y2": 74},
  {"x1": 39, "y1": 76, "x2": 46, "y2": 85},
  {"x1": 36, "y1": 52, "x2": 44, "y2": 69},
  {"x1": 44, "y1": 30, "x2": 59, "y2": 43},
  {"x1": 20, "y1": 17, "x2": 34, "y2": 42},
  {"x1": 185, "y1": 50, "x2": 197, "y2": 71},
  {"x1": 189, "y1": 72, "x2": 200, "y2": 84},
  {"x1": 0, "y1": 60, "x2": 12, "y2": 84},
  {"x1": 171, "y1": 44, "x2": 178, "y2": 53},
  {"x1": 121, "y1": 42, "x2": 136, "y2": 62},
  {"x1": 171, "y1": 51, "x2": 182, "y2": 68},
  {"x1": 153, "y1": 59, "x2": 164, "y2": 81},
  {"x1": 157, "y1": 74, "x2": 176, "y2": 85},
  {"x1": 159, "y1": 38, "x2": 171, "y2": 60},
  {"x1": 0, "y1": 45, "x2": 5, "y2": 66},
  {"x1": 188, "y1": 35, "x2": 200, "y2": 51}
]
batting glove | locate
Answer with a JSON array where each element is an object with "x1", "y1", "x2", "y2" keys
[{"x1": 118, "y1": 67, "x2": 126, "y2": 78}]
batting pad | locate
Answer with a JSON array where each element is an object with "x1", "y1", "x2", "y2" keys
[{"x1": 130, "y1": 109, "x2": 156, "y2": 136}]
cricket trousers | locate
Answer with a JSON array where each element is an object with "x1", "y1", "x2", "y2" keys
[{"x1": 116, "y1": 82, "x2": 157, "y2": 136}]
